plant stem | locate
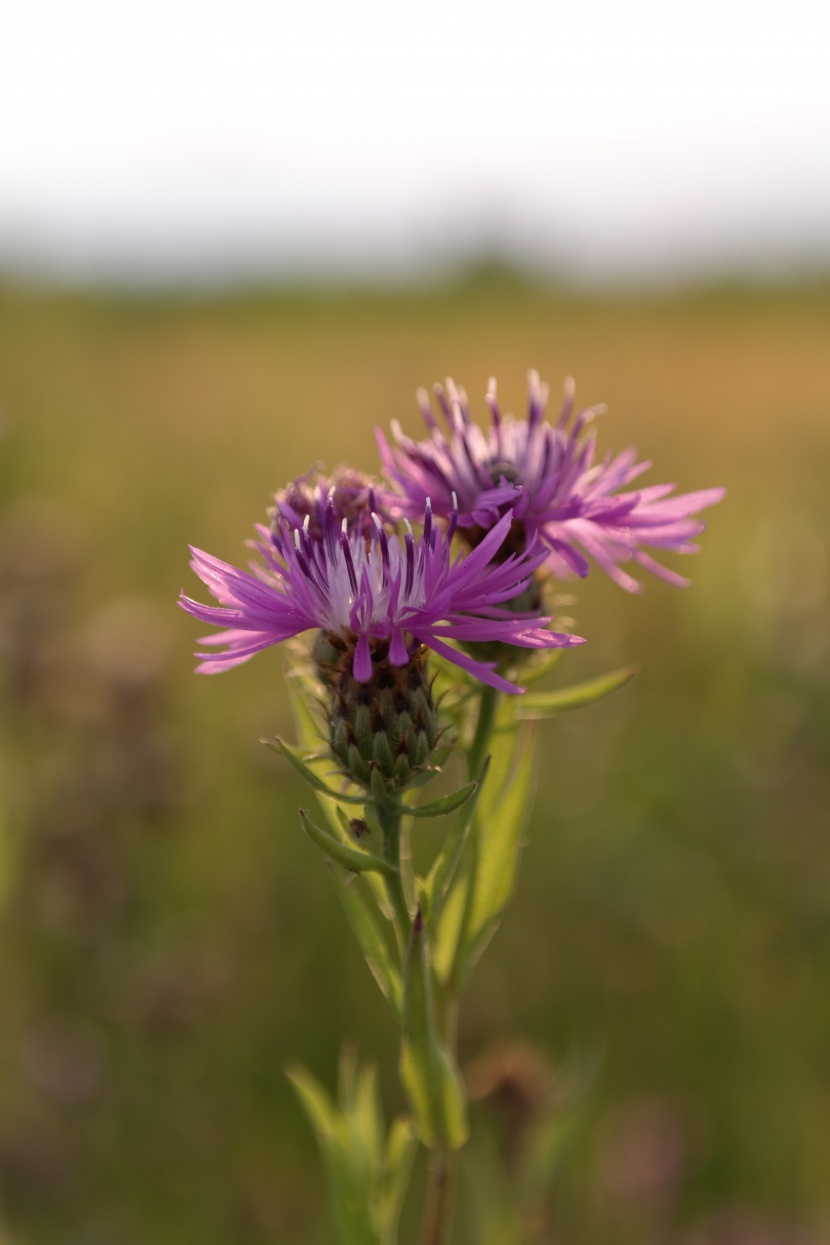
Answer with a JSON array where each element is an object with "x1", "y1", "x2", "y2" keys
[
  {"x1": 416, "y1": 685, "x2": 501, "y2": 1245},
  {"x1": 419, "y1": 1151, "x2": 457, "y2": 1245},
  {"x1": 376, "y1": 799, "x2": 412, "y2": 946},
  {"x1": 466, "y1": 684, "x2": 499, "y2": 782}
]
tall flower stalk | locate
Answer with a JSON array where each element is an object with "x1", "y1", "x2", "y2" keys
[{"x1": 180, "y1": 373, "x2": 723, "y2": 1244}]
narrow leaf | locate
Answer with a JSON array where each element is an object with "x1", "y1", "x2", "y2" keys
[
  {"x1": 300, "y1": 809, "x2": 394, "y2": 877},
  {"x1": 424, "y1": 757, "x2": 489, "y2": 920},
  {"x1": 406, "y1": 765, "x2": 447, "y2": 790},
  {"x1": 338, "y1": 1043, "x2": 360, "y2": 1112},
  {"x1": 330, "y1": 868, "x2": 402, "y2": 1018},
  {"x1": 514, "y1": 645, "x2": 565, "y2": 685},
  {"x1": 518, "y1": 665, "x2": 638, "y2": 717},
  {"x1": 441, "y1": 695, "x2": 540, "y2": 989},
  {"x1": 405, "y1": 781, "x2": 477, "y2": 819},
  {"x1": 288, "y1": 1059, "x2": 383, "y2": 1245},
  {"x1": 352, "y1": 1060, "x2": 384, "y2": 1173},
  {"x1": 263, "y1": 737, "x2": 365, "y2": 803},
  {"x1": 432, "y1": 856, "x2": 470, "y2": 985},
  {"x1": 380, "y1": 1117, "x2": 417, "y2": 1245},
  {"x1": 336, "y1": 805, "x2": 379, "y2": 851},
  {"x1": 462, "y1": 721, "x2": 536, "y2": 972},
  {"x1": 287, "y1": 1063, "x2": 339, "y2": 1140}
]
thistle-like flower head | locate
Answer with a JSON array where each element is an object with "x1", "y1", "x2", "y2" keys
[
  {"x1": 378, "y1": 371, "x2": 725, "y2": 592},
  {"x1": 180, "y1": 493, "x2": 583, "y2": 695},
  {"x1": 270, "y1": 465, "x2": 390, "y2": 545}
]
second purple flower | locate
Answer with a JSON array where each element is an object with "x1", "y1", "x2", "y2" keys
[{"x1": 378, "y1": 371, "x2": 725, "y2": 593}]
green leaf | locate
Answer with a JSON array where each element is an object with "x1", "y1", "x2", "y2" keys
[
  {"x1": 517, "y1": 664, "x2": 638, "y2": 717},
  {"x1": 338, "y1": 1042, "x2": 359, "y2": 1111},
  {"x1": 463, "y1": 719, "x2": 536, "y2": 970},
  {"x1": 429, "y1": 745, "x2": 454, "y2": 769},
  {"x1": 432, "y1": 859, "x2": 469, "y2": 984},
  {"x1": 380, "y1": 1117, "x2": 417, "y2": 1245},
  {"x1": 287, "y1": 1063, "x2": 339, "y2": 1140},
  {"x1": 300, "y1": 809, "x2": 395, "y2": 877},
  {"x1": 341, "y1": 1050, "x2": 384, "y2": 1172},
  {"x1": 263, "y1": 737, "x2": 366, "y2": 803},
  {"x1": 289, "y1": 1052, "x2": 416, "y2": 1245},
  {"x1": 335, "y1": 805, "x2": 379, "y2": 852},
  {"x1": 329, "y1": 869, "x2": 402, "y2": 1018},
  {"x1": 400, "y1": 909, "x2": 468, "y2": 1151},
  {"x1": 287, "y1": 1061, "x2": 381, "y2": 1245},
  {"x1": 435, "y1": 696, "x2": 539, "y2": 989},
  {"x1": 513, "y1": 645, "x2": 566, "y2": 686},
  {"x1": 405, "y1": 780, "x2": 478, "y2": 819},
  {"x1": 423, "y1": 757, "x2": 489, "y2": 920}
]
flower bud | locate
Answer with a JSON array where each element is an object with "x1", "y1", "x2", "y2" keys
[{"x1": 315, "y1": 631, "x2": 440, "y2": 791}]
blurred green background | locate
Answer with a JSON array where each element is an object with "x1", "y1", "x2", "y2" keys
[{"x1": 0, "y1": 270, "x2": 828, "y2": 1244}]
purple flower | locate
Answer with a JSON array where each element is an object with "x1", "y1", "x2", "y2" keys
[
  {"x1": 180, "y1": 499, "x2": 584, "y2": 694},
  {"x1": 271, "y1": 465, "x2": 390, "y2": 544},
  {"x1": 377, "y1": 371, "x2": 725, "y2": 593}
]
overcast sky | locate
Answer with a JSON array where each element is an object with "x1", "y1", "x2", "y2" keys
[{"x1": 2, "y1": 0, "x2": 829, "y2": 284}]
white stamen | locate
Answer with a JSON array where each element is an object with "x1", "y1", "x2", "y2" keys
[{"x1": 293, "y1": 529, "x2": 302, "y2": 551}]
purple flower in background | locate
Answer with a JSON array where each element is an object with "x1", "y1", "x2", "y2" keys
[
  {"x1": 271, "y1": 465, "x2": 391, "y2": 544},
  {"x1": 180, "y1": 498, "x2": 583, "y2": 694},
  {"x1": 378, "y1": 371, "x2": 725, "y2": 593}
]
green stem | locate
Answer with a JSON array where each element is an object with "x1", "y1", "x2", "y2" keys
[
  {"x1": 466, "y1": 684, "x2": 499, "y2": 782},
  {"x1": 416, "y1": 685, "x2": 501, "y2": 1245},
  {"x1": 419, "y1": 1150, "x2": 457, "y2": 1245},
  {"x1": 376, "y1": 799, "x2": 412, "y2": 947},
  {"x1": 442, "y1": 683, "x2": 501, "y2": 1001}
]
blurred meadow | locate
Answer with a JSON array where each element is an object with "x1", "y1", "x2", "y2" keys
[{"x1": 0, "y1": 269, "x2": 829, "y2": 1244}]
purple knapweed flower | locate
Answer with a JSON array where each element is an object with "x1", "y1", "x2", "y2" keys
[
  {"x1": 377, "y1": 371, "x2": 725, "y2": 593},
  {"x1": 271, "y1": 465, "x2": 391, "y2": 545},
  {"x1": 180, "y1": 498, "x2": 584, "y2": 695}
]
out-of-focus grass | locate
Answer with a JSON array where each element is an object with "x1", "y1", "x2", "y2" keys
[{"x1": 0, "y1": 270, "x2": 828, "y2": 1244}]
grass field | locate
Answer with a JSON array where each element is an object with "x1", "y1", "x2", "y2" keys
[{"x1": 0, "y1": 270, "x2": 828, "y2": 1244}]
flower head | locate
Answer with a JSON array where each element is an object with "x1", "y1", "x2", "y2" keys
[
  {"x1": 378, "y1": 371, "x2": 725, "y2": 593},
  {"x1": 180, "y1": 496, "x2": 583, "y2": 696},
  {"x1": 270, "y1": 465, "x2": 389, "y2": 545}
]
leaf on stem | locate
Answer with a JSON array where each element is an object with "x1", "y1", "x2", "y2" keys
[
  {"x1": 328, "y1": 867, "x2": 403, "y2": 1018},
  {"x1": 462, "y1": 718, "x2": 536, "y2": 969},
  {"x1": 404, "y1": 781, "x2": 478, "y2": 819},
  {"x1": 517, "y1": 665, "x2": 638, "y2": 717},
  {"x1": 263, "y1": 737, "x2": 366, "y2": 803},
  {"x1": 434, "y1": 697, "x2": 537, "y2": 989},
  {"x1": 512, "y1": 645, "x2": 566, "y2": 686},
  {"x1": 288, "y1": 1054, "x2": 415, "y2": 1245},
  {"x1": 299, "y1": 809, "x2": 395, "y2": 877},
  {"x1": 287, "y1": 1063, "x2": 339, "y2": 1140},
  {"x1": 381, "y1": 1117, "x2": 418, "y2": 1243},
  {"x1": 422, "y1": 758, "x2": 489, "y2": 921}
]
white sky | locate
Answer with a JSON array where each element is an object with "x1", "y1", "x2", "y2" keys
[{"x1": 1, "y1": 0, "x2": 829, "y2": 283}]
